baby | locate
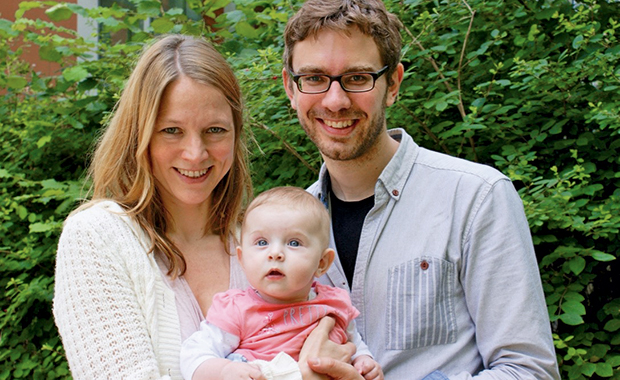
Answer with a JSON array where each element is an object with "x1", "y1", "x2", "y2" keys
[{"x1": 180, "y1": 186, "x2": 383, "y2": 380}]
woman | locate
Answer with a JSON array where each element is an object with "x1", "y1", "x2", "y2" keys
[{"x1": 53, "y1": 34, "x2": 359, "y2": 380}]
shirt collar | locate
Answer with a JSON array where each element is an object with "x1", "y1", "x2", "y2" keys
[{"x1": 315, "y1": 128, "x2": 419, "y2": 203}]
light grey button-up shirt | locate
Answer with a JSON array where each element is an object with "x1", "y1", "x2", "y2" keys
[{"x1": 309, "y1": 129, "x2": 560, "y2": 380}]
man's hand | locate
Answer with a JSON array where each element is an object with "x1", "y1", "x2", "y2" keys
[
  {"x1": 307, "y1": 357, "x2": 364, "y2": 380},
  {"x1": 299, "y1": 317, "x2": 356, "y2": 380}
]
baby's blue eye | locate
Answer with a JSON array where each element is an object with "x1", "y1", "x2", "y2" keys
[
  {"x1": 257, "y1": 239, "x2": 268, "y2": 246},
  {"x1": 288, "y1": 240, "x2": 301, "y2": 247}
]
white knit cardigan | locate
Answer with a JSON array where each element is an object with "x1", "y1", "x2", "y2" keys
[{"x1": 53, "y1": 200, "x2": 224, "y2": 379}]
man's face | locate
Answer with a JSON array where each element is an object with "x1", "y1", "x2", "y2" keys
[{"x1": 283, "y1": 27, "x2": 402, "y2": 162}]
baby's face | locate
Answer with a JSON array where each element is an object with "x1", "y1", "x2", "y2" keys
[{"x1": 237, "y1": 204, "x2": 328, "y2": 304}]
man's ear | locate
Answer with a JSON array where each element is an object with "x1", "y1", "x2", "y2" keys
[
  {"x1": 282, "y1": 68, "x2": 298, "y2": 110},
  {"x1": 315, "y1": 248, "x2": 335, "y2": 277},
  {"x1": 386, "y1": 62, "x2": 405, "y2": 107}
]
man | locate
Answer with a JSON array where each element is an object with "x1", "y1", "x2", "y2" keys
[{"x1": 281, "y1": 0, "x2": 561, "y2": 379}]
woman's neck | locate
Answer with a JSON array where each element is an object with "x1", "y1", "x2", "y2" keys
[{"x1": 165, "y1": 202, "x2": 213, "y2": 245}]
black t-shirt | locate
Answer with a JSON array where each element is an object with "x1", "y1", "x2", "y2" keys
[{"x1": 329, "y1": 191, "x2": 374, "y2": 286}]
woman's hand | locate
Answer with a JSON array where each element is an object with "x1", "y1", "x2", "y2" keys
[{"x1": 299, "y1": 317, "x2": 357, "y2": 380}]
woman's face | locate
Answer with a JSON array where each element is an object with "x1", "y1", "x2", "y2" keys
[{"x1": 149, "y1": 76, "x2": 235, "y2": 213}]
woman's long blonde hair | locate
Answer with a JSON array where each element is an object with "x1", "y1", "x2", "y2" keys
[{"x1": 84, "y1": 34, "x2": 251, "y2": 277}]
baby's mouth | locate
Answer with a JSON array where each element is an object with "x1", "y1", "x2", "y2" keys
[{"x1": 266, "y1": 269, "x2": 284, "y2": 278}]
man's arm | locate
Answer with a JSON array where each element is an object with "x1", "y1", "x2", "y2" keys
[
  {"x1": 450, "y1": 179, "x2": 560, "y2": 379},
  {"x1": 299, "y1": 317, "x2": 358, "y2": 379}
]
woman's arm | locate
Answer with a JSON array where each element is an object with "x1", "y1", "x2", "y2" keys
[{"x1": 53, "y1": 206, "x2": 171, "y2": 379}]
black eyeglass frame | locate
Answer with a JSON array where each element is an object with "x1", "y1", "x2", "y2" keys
[{"x1": 289, "y1": 65, "x2": 390, "y2": 94}]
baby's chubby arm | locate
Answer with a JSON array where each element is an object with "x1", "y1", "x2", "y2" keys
[
  {"x1": 347, "y1": 320, "x2": 384, "y2": 380},
  {"x1": 180, "y1": 320, "x2": 253, "y2": 380},
  {"x1": 352, "y1": 355, "x2": 384, "y2": 380},
  {"x1": 192, "y1": 358, "x2": 266, "y2": 380}
]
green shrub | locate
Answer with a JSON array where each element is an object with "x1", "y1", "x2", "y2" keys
[{"x1": 0, "y1": 0, "x2": 618, "y2": 378}]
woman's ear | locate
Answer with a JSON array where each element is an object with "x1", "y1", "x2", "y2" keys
[{"x1": 315, "y1": 248, "x2": 335, "y2": 277}]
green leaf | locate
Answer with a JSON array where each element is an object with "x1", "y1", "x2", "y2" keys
[
  {"x1": 226, "y1": 10, "x2": 245, "y2": 23},
  {"x1": 207, "y1": 0, "x2": 230, "y2": 9},
  {"x1": 17, "y1": 206, "x2": 28, "y2": 220},
  {"x1": 572, "y1": 35, "x2": 584, "y2": 49},
  {"x1": 39, "y1": 45, "x2": 62, "y2": 62},
  {"x1": 41, "y1": 179, "x2": 65, "y2": 189},
  {"x1": 7, "y1": 76, "x2": 27, "y2": 90},
  {"x1": 568, "y1": 256, "x2": 586, "y2": 275},
  {"x1": 151, "y1": 18, "x2": 175, "y2": 34},
  {"x1": 137, "y1": 0, "x2": 161, "y2": 17},
  {"x1": 562, "y1": 301, "x2": 586, "y2": 315},
  {"x1": 595, "y1": 362, "x2": 613, "y2": 377},
  {"x1": 63, "y1": 66, "x2": 89, "y2": 82},
  {"x1": 580, "y1": 362, "x2": 596, "y2": 376},
  {"x1": 16, "y1": 1, "x2": 43, "y2": 18},
  {"x1": 236, "y1": 21, "x2": 259, "y2": 38},
  {"x1": 0, "y1": 18, "x2": 18, "y2": 38},
  {"x1": 560, "y1": 313, "x2": 584, "y2": 326},
  {"x1": 590, "y1": 344, "x2": 609, "y2": 361},
  {"x1": 46, "y1": 3, "x2": 74, "y2": 21},
  {"x1": 36, "y1": 136, "x2": 52, "y2": 148},
  {"x1": 591, "y1": 252, "x2": 616, "y2": 262},
  {"x1": 604, "y1": 319, "x2": 620, "y2": 332},
  {"x1": 29, "y1": 222, "x2": 54, "y2": 233},
  {"x1": 607, "y1": 355, "x2": 620, "y2": 367},
  {"x1": 435, "y1": 100, "x2": 448, "y2": 111}
]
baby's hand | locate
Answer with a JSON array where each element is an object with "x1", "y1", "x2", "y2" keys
[
  {"x1": 221, "y1": 361, "x2": 266, "y2": 380},
  {"x1": 352, "y1": 355, "x2": 384, "y2": 380}
]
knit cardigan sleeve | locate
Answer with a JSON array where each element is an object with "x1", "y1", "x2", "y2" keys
[{"x1": 53, "y1": 201, "x2": 177, "y2": 379}]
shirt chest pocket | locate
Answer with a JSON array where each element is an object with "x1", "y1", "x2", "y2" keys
[{"x1": 386, "y1": 257, "x2": 457, "y2": 350}]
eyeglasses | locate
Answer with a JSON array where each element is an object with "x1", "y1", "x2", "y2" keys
[{"x1": 289, "y1": 66, "x2": 389, "y2": 94}]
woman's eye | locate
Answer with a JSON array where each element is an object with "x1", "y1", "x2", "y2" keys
[
  {"x1": 162, "y1": 127, "x2": 179, "y2": 134},
  {"x1": 288, "y1": 240, "x2": 301, "y2": 247},
  {"x1": 207, "y1": 127, "x2": 225, "y2": 134}
]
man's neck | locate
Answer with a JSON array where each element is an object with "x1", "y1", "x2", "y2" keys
[{"x1": 325, "y1": 131, "x2": 399, "y2": 201}]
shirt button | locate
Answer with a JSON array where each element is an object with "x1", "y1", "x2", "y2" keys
[
  {"x1": 392, "y1": 189, "x2": 399, "y2": 196},
  {"x1": 420, "y1": 260, "x2": 429, "y2": 270}
]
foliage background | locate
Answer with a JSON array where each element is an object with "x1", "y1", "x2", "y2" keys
[{"x1": 0, "y1": 0, "x2": 618, "y2": 378}]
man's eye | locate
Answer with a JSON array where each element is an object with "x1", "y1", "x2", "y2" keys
[
  {"x1": 304, "y1": 75, "x2": 327, "y2": 84},
  {"x1": 344, "y1": 74, "x2": 371, "y2": 85}
]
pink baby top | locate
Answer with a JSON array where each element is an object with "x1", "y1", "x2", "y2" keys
[{"x1": 206, "y1": 282, "x2": 359, "y2": 361}]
